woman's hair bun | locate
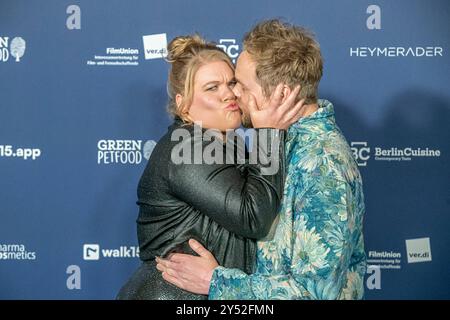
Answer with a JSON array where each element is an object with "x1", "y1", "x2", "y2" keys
[{"x1": 166, "y1": 34, "x2": 206, "y2": 63}]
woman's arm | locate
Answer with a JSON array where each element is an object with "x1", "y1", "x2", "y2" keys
[{"x1": 168, "y1": 128, "x2": 285, "y2": 239}]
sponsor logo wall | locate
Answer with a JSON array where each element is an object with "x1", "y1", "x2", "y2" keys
[{"x1": 1, "y1": 0, "x2": 449, "y2": 299}]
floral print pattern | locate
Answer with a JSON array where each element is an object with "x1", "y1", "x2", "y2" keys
[{"x1": 209, "y1": 100, "x2": 366, "y2": 300}]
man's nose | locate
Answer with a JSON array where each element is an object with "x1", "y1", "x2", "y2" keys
[{"x1": 232, "y1": 84, "x2": 241, "y2": 98}]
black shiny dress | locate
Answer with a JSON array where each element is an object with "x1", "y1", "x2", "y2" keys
[{"x1": 117, "y1": 119, "x2": 285, "y2": 299}]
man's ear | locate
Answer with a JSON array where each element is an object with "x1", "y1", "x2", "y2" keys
[{"x1": 281, "y1": 85, "x2": 291, "y2": 104}]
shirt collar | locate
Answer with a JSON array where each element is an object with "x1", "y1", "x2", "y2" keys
[{"x1": 289, "y1": 99, "x2": 335, "y2": 131}]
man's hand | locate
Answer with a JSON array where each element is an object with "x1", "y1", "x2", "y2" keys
[
  {"x1": 249, "y1": 83, "x2": 306, "y2": 130},
  {"x1": 156, "y1": 239, "x2": 219, "y2": 295}
]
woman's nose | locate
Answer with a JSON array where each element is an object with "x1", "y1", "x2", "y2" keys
[{"x1": 223, "y1": 87, "x2": 237, "y2": 102}]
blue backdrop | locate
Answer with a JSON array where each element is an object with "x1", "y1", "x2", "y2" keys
[{"x1": 1, "y1": 0, "x2": 449, "y2": 299}]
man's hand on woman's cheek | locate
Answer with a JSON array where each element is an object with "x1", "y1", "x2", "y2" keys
[{"x1": 156, "y1": 239, "x2": 219, "y2": 295}]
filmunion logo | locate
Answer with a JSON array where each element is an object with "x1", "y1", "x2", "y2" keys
[
  {"x1": 367, "y1": 250, "x2": 402, "y2": 270},
  {"x1": 97, "y1": 139, "x2": 157, "y2": 165},
  {"x1": 142, "y1": 33, "x2": 167, "y2": 60},
  {"x1": 0, "y1": 37, "x2": 26, "y2": 63},
  {"x1": 405, "y1": 237, "x2": 432, "y2": 263},
  {"x1": 87, "y1": 46, "x2": 139, "y2": 67},
  {"x1": 0, "y1": 244, "x2": 36, "y2": 260},
  {"x1": 83, "y1": 244, "x2": 139, "y2": 260},
  {"x1": 216, "y1": 39, "x2": 240, "y2": 63}
]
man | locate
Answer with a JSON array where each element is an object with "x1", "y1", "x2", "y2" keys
[{"x1": 157, "y1": 19, "x2": 366, "y2": 300}]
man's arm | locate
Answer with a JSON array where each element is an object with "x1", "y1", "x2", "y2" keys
[{"x1": 209, "y1": 176, "x2": 364, "y2": 300}]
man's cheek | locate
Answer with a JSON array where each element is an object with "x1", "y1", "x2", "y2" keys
[{"x1": 239, "y1": 95, "x2": 250, "y2": 111}]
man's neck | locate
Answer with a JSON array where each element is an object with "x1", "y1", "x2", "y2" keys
[{"x1": 298, "y1": 103, "x2": 318, "y2": 119}]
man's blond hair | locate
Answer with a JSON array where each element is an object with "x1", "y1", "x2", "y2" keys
[{"x1": 243, "y1": 19, "x2": 323, "y2": 104}]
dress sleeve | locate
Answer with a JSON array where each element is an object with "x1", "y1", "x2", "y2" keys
[{"x1": 168, "y1": 128, "x2": 285, "y2": 239}]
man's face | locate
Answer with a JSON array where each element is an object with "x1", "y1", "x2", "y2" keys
[{"x1": 233, "y1": 51, "x2": 268, "y2": 127}]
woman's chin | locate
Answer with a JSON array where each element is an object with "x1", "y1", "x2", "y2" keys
[{"x1": 224, "y1": 111, "x2": 242, "y2": 129}]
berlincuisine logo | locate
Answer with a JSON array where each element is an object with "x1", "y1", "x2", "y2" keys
[
  {"x1": 374, "y1": 147, "x2": 441, "y2": 161},
  {"x1": 351, "y1": 142, "x2": 441, "y2": 166},
  {"x1": 216, "y1": 39, "x2": 240, "y2": 63}
]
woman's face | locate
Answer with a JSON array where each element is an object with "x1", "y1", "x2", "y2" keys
[{"x1": 186, "y1": 60, "x2": 241, "y2": 131}]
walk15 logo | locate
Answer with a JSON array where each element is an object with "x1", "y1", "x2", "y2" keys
[
  {"x1": 350, "y1": 142, "x2": 441, "y2": 166},
  {"x1": 0, "y1": 145, "x2": 41, "y2": 160},
  {"x1": 97, "y1": 139, "x2": 157, "y2": 165},
  {"x1": 0, "y1": 244, "x2": 37, "y2": 260},
  {"x1": 0, "y1": 37, "x2": 26, "y2": 63},
  {"x1": 405, "y1": 237, "x2": 432, "y2": 263},
  {"x1": 83, "y1": 244, "x2": 139, "y2": 260}
]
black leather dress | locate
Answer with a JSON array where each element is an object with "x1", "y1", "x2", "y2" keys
[{"x1": 117, "y1": 119, "x2": 285, "y2": 299}]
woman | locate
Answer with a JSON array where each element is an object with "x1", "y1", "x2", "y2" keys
[{"x1": 117, "y1": 34, "x2": 296, "y2": 299}]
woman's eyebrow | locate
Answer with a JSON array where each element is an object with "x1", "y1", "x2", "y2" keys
[{"x1": 202, "y1": 80, "x2": 221, "y2": 87}]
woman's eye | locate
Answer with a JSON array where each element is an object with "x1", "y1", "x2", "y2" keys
[{"x1": 206, "y1": 86, "x2": 218, "y2": 91}]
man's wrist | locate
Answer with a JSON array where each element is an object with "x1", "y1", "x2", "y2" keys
[{"x1": 207, "y1": 266, "x2": 222, "y2": 296}]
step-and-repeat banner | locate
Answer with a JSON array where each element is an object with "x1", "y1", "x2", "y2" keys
[{"x1": 1, "y1": 0, "x2": 449, "y2": 299}]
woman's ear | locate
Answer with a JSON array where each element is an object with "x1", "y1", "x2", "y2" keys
[{"x1": 175, "y1": 94, "x2": 183, "y2": 108}]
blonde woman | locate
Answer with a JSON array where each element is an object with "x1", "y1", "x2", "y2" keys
[{"x1": 116, "y1": 34, "x2": 304, "y2": 300}]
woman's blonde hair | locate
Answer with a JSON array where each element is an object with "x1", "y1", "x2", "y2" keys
[
  {"x1": 166, "y1": 34, "x2": 234, "y2": 123},
  {"x1": 243, "y1": 19, "x2": 323, "y2": 104}
]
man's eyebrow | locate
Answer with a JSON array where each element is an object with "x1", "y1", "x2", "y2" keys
[{"x1": 235, "y1": 76, "x2": 246, "y2": 87}]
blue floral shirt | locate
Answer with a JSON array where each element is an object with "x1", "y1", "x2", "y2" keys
[{"x1": 209, "y1": 99, "x2": 366, "y2": 300}]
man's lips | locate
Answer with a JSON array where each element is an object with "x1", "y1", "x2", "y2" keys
[{"x1": 225, "y1": 103, "x2": 240, "y2": 111}]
